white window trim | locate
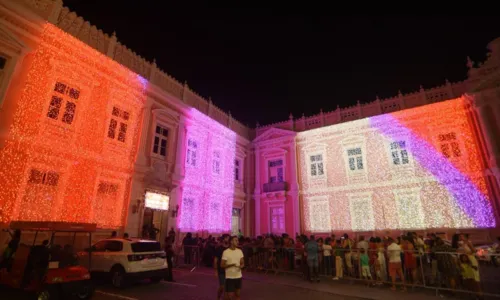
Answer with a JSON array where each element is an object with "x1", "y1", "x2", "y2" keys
[
  {"x1": 307, "y1": 195, "x2": 331, "y2": 232},
  {"x1": 307, "y1": 151, "x2": 327, "y2": 181},
  {"x1": 150, "y1": 121, "x2": 171, "y2": 160},
  {"x1": 340, "y1": 136, "x2": 367, "y2": 180},
  {"x1": 347, "y1": 191, "x2": 375, "y2": 232},
  {"x1": 268, "y1": 204, "x2": 286, "y2": 234}
]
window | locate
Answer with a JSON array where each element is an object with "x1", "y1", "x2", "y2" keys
[
  {"x1": 308, "y1": 197, "x2": 332, "y2": 232},
  {"x1": 310, "y1": 154, "x2": 324, "y2": 177},
  {"x1": 153, "y1": 125, "x2": 168, "y2": 156},
  {"x1": 28, "y1": 169, "x2": 60, "y2": 186},
  {"x1": 180, "y1": 198, "x2": 194, "y2": 229},
  {"x1": 268, "y1": 159, "x2": 284, "y2": 183},
  {"x1": 46, "y1": 81, "x2": 80, "y2": 125},
  {"x1": 212, "y1": 151, "x2": 221, "y2": 174},
  {"x1": 270, "y1": 206, "x2": 285, "y2": 233},
  {"x1": 347, "y1": 147, "x2": 363, "y2": 171},
  {"x1": 20, "y1": 168, "x2": 60, "y2": 221},
  {"x1": 93, "y1": 181, "x2": 119, "y2": 224},
  {"x1": 390, "y1": 141, "x2": 409, "y2": 165},
  {"x1": 186, "y1": 139, "x2": 197, "y2": 167},
  {"x1": 438, "y1": 132, "x2": 461, "y2": 158},
  {"x1": 107, "y1": 107, "x2": 129, "y2": 143},
  {"x1": 234, "y1": 159, "x2": 241, "y2": 181}
]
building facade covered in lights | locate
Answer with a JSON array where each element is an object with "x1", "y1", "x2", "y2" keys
[{"x1": 0, "y1": 0, "x2": 499, "y2": 245}]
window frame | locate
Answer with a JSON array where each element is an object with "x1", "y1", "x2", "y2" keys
[
  {"x1": 151, "y1": 123, "x2": 169, "y2": 158},
  {"x1": 44, "y1": 80, "x2": 81, "y2": 129},
  {"x1": 268, "y1": 204, "x2": 286, "y2": 234},
  {"x1": 307, "y1": 151, "x2": 326, "y2": 180}
]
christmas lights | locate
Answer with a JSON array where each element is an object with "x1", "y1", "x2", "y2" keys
[
  {"x1": 0, "y1": 24, "x2": 147, "y2": 228},
  {"x1": 177, "y1": 108, "x2": 237, "y2": 232},
  {"x1": 297, "y1": 97, "x2": 496, "y2": 232}
]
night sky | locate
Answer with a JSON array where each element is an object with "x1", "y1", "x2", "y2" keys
[{"x1": 62, "y1": 2, "x2": 500, "y2": 126}]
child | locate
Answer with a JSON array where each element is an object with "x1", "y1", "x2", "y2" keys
[
  {"x1": 360, "y1": 248, "x2": 372, "y2": 283},
  {"x1": 459, "y1": 254, "x2": 481, "y2": 294},
  {"x1": 333, "y1": 240, "x2": 343, "y2": 280}
]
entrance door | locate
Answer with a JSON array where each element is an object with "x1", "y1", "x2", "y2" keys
[
  {"x1": 231, "y1": 208, "x2": 241, "y2": 235},
  {"x1": 142, "y1": 208, "x2": 164, "y2": 241}
]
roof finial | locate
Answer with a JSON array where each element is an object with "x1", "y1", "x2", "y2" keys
[
  {"x1": 398, "y1": 90, "x2": 403, "y2": 97},
  {"x1": 467, "y1": 56, "x2": 474, "y2": 69},
  {"x1": 256, "y1": 121, "x2": 260, "y2": 128},
  {"x1": 112, "y1": 31, "x2": 117, "y2": 37},
  {"x1": 419, "y1": 85, "x2": 424, "y2": 92},
  {"x1": 289, "y1": 113, "x2": 293, "y2": 120}
]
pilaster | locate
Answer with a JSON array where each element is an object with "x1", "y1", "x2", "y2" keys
[
  {"x1": 173, "y1": 115, "x2": 187, "y2": 178},
  {"x1": 254, "y1": 148, "x2": 261, "y2": 235},
  {"x1": 135, "y1": 102, "x2": 153, "y2": 167}
]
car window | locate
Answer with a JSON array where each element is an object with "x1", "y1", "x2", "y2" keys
[
  {"x1": 106, "y1": 241, "x2": 123, "y2": 252},
  {"x1": 93, "y1": 241, "x2": 108, "y2": 252},
  {"x1": 131, "y1": 242, "x2": 161, "y2": 252}
]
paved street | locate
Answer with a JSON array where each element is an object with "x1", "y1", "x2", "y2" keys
[
  {"x1": 90, "y1": 268, "x2": 454, "y2": 300},
  {"x1": 93, "y1": 270, "x2": 366, "y2": 300}
]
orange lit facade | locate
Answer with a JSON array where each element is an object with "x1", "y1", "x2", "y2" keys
[{"x1": 0, "y1": 23, "x2": 147, "y2": 229}]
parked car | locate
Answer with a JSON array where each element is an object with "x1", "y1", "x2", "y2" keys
[{"x1": 78, "y1": 238, "x2": 168, "y2": 288}]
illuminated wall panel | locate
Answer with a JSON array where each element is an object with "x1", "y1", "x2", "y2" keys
[
  {"x1": 178, "y1": 108, "x2": 237, "y2": 232},
  {"x1": 0, "y1": 24, "x2": 147, "y2": 228},
  {"x1": 298, "y1": 97, "x2": 496, "y2": 232}
]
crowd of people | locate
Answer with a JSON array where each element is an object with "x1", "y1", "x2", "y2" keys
[{"x1": 170, "y1": 231, "x2": 500, "y2": 299}]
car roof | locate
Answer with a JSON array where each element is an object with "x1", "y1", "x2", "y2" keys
[{"x1": 103, "y1": 238, "x2": 159, "y2": 243}]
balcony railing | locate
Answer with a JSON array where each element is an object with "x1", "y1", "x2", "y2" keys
[{"x1": 263, "y1": 182, "x2": 288, "y2": 193}]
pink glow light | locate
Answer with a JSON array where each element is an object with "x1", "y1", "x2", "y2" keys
[{"x1": 177, "y1": 109, "x2": 237, "y2": 232}]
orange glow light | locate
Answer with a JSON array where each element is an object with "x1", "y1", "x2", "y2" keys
[{"x1": 0, "y1": 24, "x2": 147, "y2": 229}]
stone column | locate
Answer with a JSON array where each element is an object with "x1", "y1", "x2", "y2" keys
[
  {"x1": 136, "y1": 103, "x2": 153, "y2": 166},
  {"x1": 289, "y1": 141, "x2": 300, "y2": 235},
  {"x1": 254, "y1": 148, "x2": 261, "y2": 235},
  {"x1": 174, "y1": 116, "x2": 187, "y2": 177}
]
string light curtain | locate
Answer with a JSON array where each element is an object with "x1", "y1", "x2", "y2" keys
[
  {"x1": 178, "y1": 108, "x2": 237, "y2": 232},
  {"x1": 297, "y1": 97, "x2": 496, "y2": 232},
  {"x1": 0, "y1": 24, "x2": 147, "y2": 228}
]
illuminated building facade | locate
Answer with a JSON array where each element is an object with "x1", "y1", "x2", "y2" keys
[{"x1": 0, "y1": 0, "x2": 499, "y2": 244}]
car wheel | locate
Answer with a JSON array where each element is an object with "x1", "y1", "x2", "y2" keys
[
  {"x1": 74, "y1": 282, "x2": 94, "y2": 299},
  {"x1": 38, "y1": 286, "x2": 58, "y2": 300},
  {"x1": 111, "y1": 266, "x2": 126, "y2": 288}
]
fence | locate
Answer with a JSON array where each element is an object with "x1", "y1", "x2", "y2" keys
[{"x1": 173, "y1": 244, "x2": 500, "y2": 298}]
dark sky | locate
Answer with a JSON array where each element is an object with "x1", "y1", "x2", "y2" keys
[{"x1": 62, "y1": 2, "x2": 500, "y2": 126}]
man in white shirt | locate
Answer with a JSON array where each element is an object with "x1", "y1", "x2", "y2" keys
[
  {"x1": 387, "y1": 237, "x2": 406, "y2": 291},
  {"x1": 221, "y1": 236, "x2": 244, "y2": 300}
]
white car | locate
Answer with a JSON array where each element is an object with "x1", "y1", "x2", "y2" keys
[{"x1": 78, "y1": 238, "x2": 168, "y2": 288}]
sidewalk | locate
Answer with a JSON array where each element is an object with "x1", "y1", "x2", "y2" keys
[{"x1": 179, "y1": 266, "x2": 461, "y2": 300}]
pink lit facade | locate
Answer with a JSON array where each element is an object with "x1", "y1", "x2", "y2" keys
[{"x1": 1, "y1": 0, "x2": 500, "y2": 245}]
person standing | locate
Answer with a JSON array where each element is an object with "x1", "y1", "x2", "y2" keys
[
  {"x1": 214, "y1": 234, "x2": 230, "y2": 299},
  {"x1": 305, "y1": 235, "x2": 319, "y2": 282},
  {"x1": 221, "y1": 236, "x2": 244, "y2": 300}
]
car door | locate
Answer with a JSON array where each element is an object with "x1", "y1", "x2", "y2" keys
[{"x1": 90, "y1": 240, "x2": 110, "y2": 272}]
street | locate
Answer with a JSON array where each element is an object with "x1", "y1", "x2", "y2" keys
[{"x1": 92, "y1": 269, "x2": 367, "y2": 300}]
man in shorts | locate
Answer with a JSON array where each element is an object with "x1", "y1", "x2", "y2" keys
[
  {"x1": 214, "y1": 234, "x2": 230, "y2": 299},
  {"x1": 221, "y1": 236, "x2": 244, "y2": 300}
]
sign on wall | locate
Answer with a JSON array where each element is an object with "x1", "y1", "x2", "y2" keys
[{"x1": 145, "y1": 191, "x2": 170, "y2": 211}]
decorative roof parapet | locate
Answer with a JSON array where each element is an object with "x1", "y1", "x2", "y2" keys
[{"x1": 21, "y1": 0, "x2": 252, "y2": 139}]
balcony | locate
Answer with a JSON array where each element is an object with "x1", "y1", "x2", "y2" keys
[{"x1": 263, "y1": 182, "x2": 288, "y2": 193}]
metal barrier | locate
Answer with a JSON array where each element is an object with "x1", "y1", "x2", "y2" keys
[
  {"x1": 241, "y1": 246, "x2": 500, "y2": 298},
  {"x1": 173, "y1": 245, "x2": 201, "y2": 270}
]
